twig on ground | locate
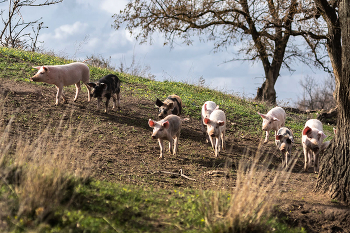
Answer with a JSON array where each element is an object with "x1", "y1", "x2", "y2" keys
[{"x1": 153, "y1": 169, "x2": 196, "y2": 181}]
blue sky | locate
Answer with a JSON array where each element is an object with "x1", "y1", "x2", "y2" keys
[{"x1": 13, "y1": 0, "x2": 329, "y2": 105}]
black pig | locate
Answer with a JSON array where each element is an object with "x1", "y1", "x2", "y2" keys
[
  {"x1": 88, "y1": 74, "x2": 120, "y2": 113},
  {"x1": 155, "y1": 95, "x2": 182, "y2": 119}
]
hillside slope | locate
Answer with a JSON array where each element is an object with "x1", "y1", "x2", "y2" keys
[{"x1": 0, "y1": 48, "x2": 349, "y2": 232}]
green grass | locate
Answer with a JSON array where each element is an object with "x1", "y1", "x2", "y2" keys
[{"x1": 0, "y1": 47, "x2": 325, "y2": 232}]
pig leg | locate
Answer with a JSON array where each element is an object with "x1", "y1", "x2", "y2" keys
[
  {"x1": 55, "y1": 85, "x2": 67, "y2": 105},
  {"x1": 173, "y1": 131, "x2": 180, "y2": 155},
  {"x1": 264, "y1": 131, "x2": 269, "y2": 143},
  {"x1": 158, "y1": 138, "x2": 164, "y2": 158},
  {"x1": 73, "y1": 82, "x2": 81, "y2": 102},
  {"x1": 214, "y1": 137, "x2": 220, "y2": 157},
  {"x1": 209, "y1": 135, "x2": 215, "y2": 149},
  {"x1": 221, "y1": 131, "x2": 225, "y2": 150},
  {"x1": 168, "y1": 138, "x2": 174, "y2": 155},
  {"x1": 112, "y1": 94, "x2": 117, "y2": 109},
  {"x1": 105, "y1": 96, "x2": 110, "y2": 113},
  {"x1": 314, "y1": 152, "x2": 319, "y2": 173},
  {"x1": 97, "y1": 98, "x2": 102, "y2": 110},
  {"x1": 283, "y1": 151, "x2": 287, "y2": 168},
  {"x1": 83, "y1": 83, "x2": 91, "y2": 102},
  {"x1": 116, "y1": 92, "x2": 120, "y2": 109},
  {"x1": 303, "y1": 147, "x2": 309, "y2": 171}
]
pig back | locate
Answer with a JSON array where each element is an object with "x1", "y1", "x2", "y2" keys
[
  {"x1": 50, "y1": 62, "x2": 90, "y2": 86},
  {"x1": 268, "y1": 107, "x2": 286, "y2": 121},
  {"x1": 202, "y1": 101, "x2": 217, "y2": 116},
  {"x1": 163, "y1": 114, "x2": 182, "y2": 134},
  {"x1": 210, "y1": 110, "x2": 226, "y2": 126},
  {"x1": 304, "y1": 119, "x2": 323, "y2": 131}
]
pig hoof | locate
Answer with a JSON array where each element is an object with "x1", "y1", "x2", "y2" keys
[{"x1": 263, "y1": 140, "x2": 268, "y2": 144}]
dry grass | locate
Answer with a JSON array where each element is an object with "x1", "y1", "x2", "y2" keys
[
  {"x1": 0, "y1": 105, "x2": 96, "y2": 224},
  {"x1": 203, "y1": 144, "x2": 297, "y2": 232}
]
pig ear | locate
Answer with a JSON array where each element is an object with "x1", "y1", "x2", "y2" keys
[
  {"x1": 43, "y1": 66, "x2": 49, "y2": 72},
  {"x1": 290, "y1": 136, "x2": 294, "y2": 143},
  {"x1": 218, "y1": 121, "x2": 225, "y2": 126},
  {"x1": 302, "y1": 126, "x2": 312, "y2": 135},
  {"x1": 100, "y1": 83, "x2": 108, "y2": 90},
  {"x1": 162, "y1": 121, "x2": 170, "y2": 129},
  {"x1": 204, "y1": 103, "x2": 207, "y2": 111},
  {"x1": 155, "y1": 98, "x2": 163, "y2": 107},
  {"x1": 148, "y1": 119, "x2": 156, "y2": 128},
  {"x1": 318, "y1": 131, "x2": 327, "y2": 141},
  {"x1": 257, "y1": 112, "x2": 267, "y2": 119},
  {"x1": 272, "y1": 116, "x2": 279, "y2": 121},
  {"x1": 87, "y1": 82, "x2": 96, "y2": 88},
  {"x1": 204, "y1": 118, "x2": 210, "y2": 125},
  {"x1": 275, "y1": 135, "x2": 282, "y2": 141},
  {"x1": 214, "y1": 105, "x2": 219, "y2": 110}
]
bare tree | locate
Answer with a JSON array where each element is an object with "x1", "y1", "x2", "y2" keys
[
  {"x1": 113, "y1": 0, "x2": 308, "y2": 104},
  {"x1": 296, "y1": 75, "x2": 335, "y2": 111},
  {"x1": 296, "y1": 0, "x2": 350, "y2": 204},
  {"x1": 0, "y1": 0, "x2": 63, "y2": 51}
]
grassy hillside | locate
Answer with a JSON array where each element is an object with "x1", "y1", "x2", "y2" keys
[{"x1": 0, "y1": 47, "x2": 337, "y2": 232}]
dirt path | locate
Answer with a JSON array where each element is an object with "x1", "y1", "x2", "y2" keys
[{"x1": 1, "y1": 78, "x2": 349, "y2": 233}]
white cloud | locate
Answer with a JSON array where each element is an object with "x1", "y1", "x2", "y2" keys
[
  {"x1": 101, "y1": 0, "x2": 128, "y2": 14},
  {"x1": 76, "y1": 0, "x2": 127, "y2": 14},
  {"x1": 50, "y1": 21, "x2": 89, "y2": 40}
]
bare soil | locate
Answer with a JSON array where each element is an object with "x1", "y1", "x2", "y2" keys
[{"x1": 0, "y1": 77, "x2": 349, "y2": 233}]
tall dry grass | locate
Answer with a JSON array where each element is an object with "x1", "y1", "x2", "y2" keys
[
  {"x1": 203, "y1": 145, "x2": 298, "y2": 232},
  {"x1": 0, "y1": 105, "x2": 97, "y2": 225}
]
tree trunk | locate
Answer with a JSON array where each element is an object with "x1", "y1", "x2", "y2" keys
[
  {"x1": 254, "y1": 68, "x2": 277, "y2": 104},
  {"x1": 315, "y1": 0, "x2": 350, "y2": 204}
]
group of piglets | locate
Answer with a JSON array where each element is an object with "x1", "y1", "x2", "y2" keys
[
  {"x1": 258, "y1": 106, "x2": 330, "y2": 173},
  {"x1": 29, "y1": 62, "x2": 330, "y2": 167},
  {"x1": 149, "y1": 96, "x2": 226, "y2": 158},
  {"x1": 30, "y1": 62, "x2": 121, "y2": 113},
  {"x1": 149, "y1": 95, "x2": 186, "y2": 158}
]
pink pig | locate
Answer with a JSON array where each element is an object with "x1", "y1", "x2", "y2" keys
[
  {"x1": 201, "y1": 101, "x2": 219, "y2": 143},
  {"x1": 258, "y1": 106, "x2": 286, "y2": 143},
  {"x1": 302, "y1": 119, "x2": 330, "y2": 173},
  {"x1": 30, "y1": 62, "x2": 91, "y2": 105},
  {"x1": 203, "y1": 109, "x2": 226, "y2": 157},
  {"x1": 148, "y1": 115, "x2": 188, "y2": 158}
]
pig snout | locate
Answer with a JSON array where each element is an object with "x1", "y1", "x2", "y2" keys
[
  {"x1": 152, "y1": 135, "x2": 157, "y2": 139},
  {"x1": 279, "y1": 143, "x2": 286, "y2": 153},
  {"x1": 30, "y1": 76, "x2": 39, "y2": 82}
]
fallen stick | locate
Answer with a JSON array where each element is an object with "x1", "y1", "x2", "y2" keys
[{"x1": 156, "y1": 169, "x2": 196, "y2": 181}]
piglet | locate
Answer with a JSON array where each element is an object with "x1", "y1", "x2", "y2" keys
[
  {"x1": 155, "y1": 95, "x2": 182, "y2": 119},
  {"x1": 275, "y1": 127, "x2": 294, "y2": 168},
  {"x1": 30, "y1": 62, "x2": 91, "y2": 105},
  {"x1": 302, "y1": 119, "x2": 330, "y2": 173},
  {"x1": 203, "y1": 109, "x2": 226, "y2": 157},
  {"x1": 88, "y1": 74, "x2": 121, "y2": 113},
  {"x1": 148, "y1": 115, "x2": 188, "y2": 158},
  {"x1": 258, "y1": 106, "x2": 286, "y2": 143},
  {"x1": 201, "y1": 101, "x2": 219, "y2": 143}
]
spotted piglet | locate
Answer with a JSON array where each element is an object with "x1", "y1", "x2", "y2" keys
[
  {"x1": 148, "y1": 115, "x2": 187, "y2": 158},
  {"x1": 155, "y1": 95, "x2": 182, "y2": 119},
  {"x1": 275, "y1": 127, "x2": 294, "y2": 168},
  {"x1": 88, "y1": 74, "x2": 121, "y2": 113},
  {"x1": 258, "y1": 106, "x2": 286, "y2": 143}
]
